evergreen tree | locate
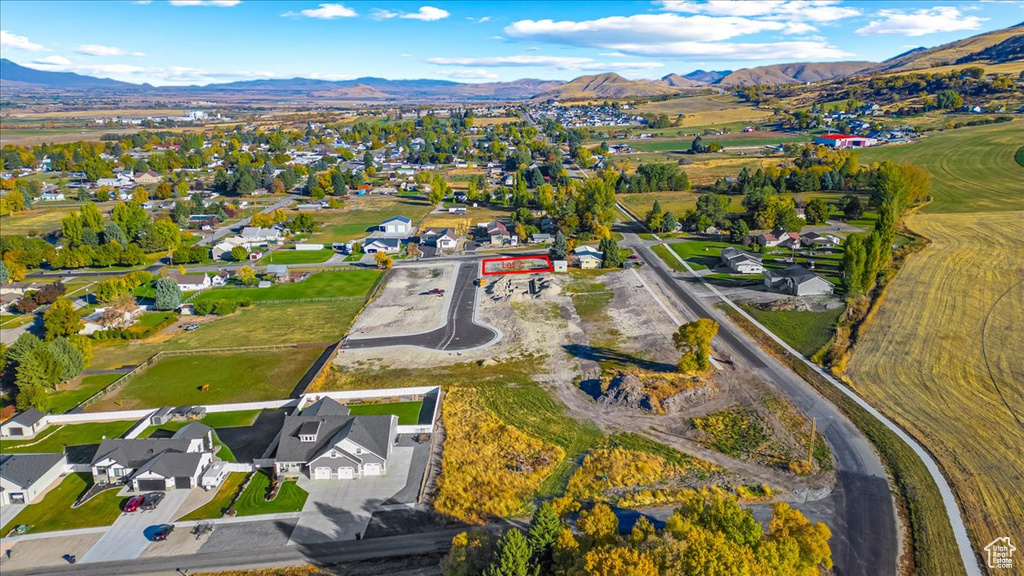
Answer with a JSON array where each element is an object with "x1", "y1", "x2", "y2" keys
[
  {"x1": 154, "y1": 276, "x2": 182, "y2": 310},
  {"x1": 0, "y1": 260, "x2": 9, "y2": 285},
  {"x1": 103, "y1": 222, "x2": 128, "y2": 246},
  {"x1": 485, "y1": 528, "x2": 532, "y2": 576},
  {"x1": 599, "y1": 237, "x2": 622, "y2": 268},
  {"x1": 550, "y1": 231, "x2": 567, "y2": 260},
  {"x1": 527, "y1": 503, "x2": 561, "y2": 573},
  {"x1": 662, "y1": 211, "x2": 677, "y2": 233}
]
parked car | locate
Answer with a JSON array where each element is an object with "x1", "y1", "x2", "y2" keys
[
  {"x1": 123, "y1": 495, "x2": 145, "y2": 513},
  {"x1": 184, "y1": 324, "x2": 201, "y2": 332},
  {"x1": 141, "y1": 492, "x2": 164, "y2": 511},
  {"x1": 152, "y1": 524, "x2": 174, "y2": 541},
  {"x1": 427, "y1": 288, "x2": 445, "y2": 296}
]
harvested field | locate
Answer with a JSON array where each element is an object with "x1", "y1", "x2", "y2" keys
[
  {"x1": 349, "y1": 264, "x2": 455, "y2": 338},
  {"x1": 638, "y1": 94, "x2": 775, "y2": 126}
]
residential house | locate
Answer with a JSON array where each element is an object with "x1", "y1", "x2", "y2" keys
[
  {"x1": 764, "y1": 265, "x2": 834, "y2": 296},
  {"x1": 813, "y1": 134, "x2": 878, "y2": 149},
  {"x1": 363, "y1": 237, "x2": 402, "y2": 254},
  {"x1": 448, "y1": 206, "x2": 467, "y2": 215},
  {"x1": 211, "y1": 270, "x2": 231, "y2": 287},
  {"x1": 0, "y1": 409, "x2": 50, "y2": 439},
  {"x1": 801, "y1": 232, "x2": 841, "y2": 248},
  {"x1": 90, "y1": 423, "x2": 215, "y2": 491},
  {"x1": 575, "y1": 245, "x2": 604, "y2": 270},
  {"x1": 378, "y1": 216, "x2": 412, "y2": 236},
  {"x1": 720, "y1": 247, "x2": 763, "y2": 274},
  {"x1": 166, "y1": 270, "x2": 212, "y2": 292},
  {"x1": 746, "y1": 233, "x2": 782, "y2": 248},
  {"x1": 0, "y1": 453, "x2": 68, "y2": 507},
  {"x1": 39, "y1": 192, "x2": 66, "y2": 202},
  {"x1": 240, "y1": 227, "x2": 282, "y2": 248},
  {"x1": 211, "y1": 236, "x2": 247, "y2": 260},
  {"x1": 421, "y1": 228, "x2": 458, "y2": 251},
  {"x1": 0, "y1": 282, "x2": 40, "y2": 297},
  {"x1": 275, "y1": 397, "x2": 398, "y2": 481},
  {"x1": 531, "y1": 233, "x2": 552, "y2": 244},
  {"x1": 134, "y1": 171, "x2": 162, "y2": 185},
  {"x1": 480, "y1": 221, "x2": 510, "y2": 246},
  {"x1": 774, "y1": 231, "x2": 802, "y2": 249}
]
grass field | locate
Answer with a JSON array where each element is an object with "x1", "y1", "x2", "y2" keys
[
  {"x1": 0, "y1": 473, "x2": 124, "y2": 535},
  {"x1": 638, "y1": 94, "x2": 775, "y2": 127},
  {"x1": 87, "y1": 348, "x2": 323, "y2": 411},
  {"x1": 193, "y1": 270, "x2": 380, "y2": 304},
  {"x1": 260, "y1": 248, "x2": 334, "y2": 265},
  {"x1": 848, "y1": 121, "x2": 1024, "y2": 567},
  {"x1": 666, "y1": 240, "x2": 736, "y2": 270},
  {"x1": 139, "y1": 410, "x2": 263, "y2": 438},
  {"x1": 306, "y1": 197, "x2": 433, "y2": 244},
  {"x1": 740, "y1": 303, "x2": 844, "y2": 357},
  {"x1": 234, "y1": 471, "x2": 308, "y2": 516},
  {"x1": 178, "y1": 472, "x2": 248, "y2": 521},
  {"x1": 348, "y1": 401, "x2": 423, "y2": 425},
  {"x1": 0, "y1": 420, "x2": 134, "y2": 453},
  {"x1": 0, "y1": 204, "x2": 106, "y2": 235},
  {"x1": 47, "y1": 373, "x2": 122, "y2": 414}
]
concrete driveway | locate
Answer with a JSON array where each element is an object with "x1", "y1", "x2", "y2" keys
[
  {"x1": 79, "y1": 489, "x2": 191, "y2": 563},
  {"x1": 287, "y1": 446, "x2": 414, "y2": 545}
]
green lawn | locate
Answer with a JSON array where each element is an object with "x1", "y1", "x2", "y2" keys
[
  {"x1": 348, "y1": 401, "x2": 423, "y2": 425},
  {"x1": 1, "y1": 473, "x2": 124, "y2": 535},
  {"x1": 652, "y1": 244, "x2": 685, "y2": 271},
  {"x1": 193, "y1": 270, "x2": 380, "y2": 304},
  {"x1": 740, "y1": 303, "x2": 845, "y2": 357},
  {"x1": 260, "y1": 248, "x2": 335, "y2": 265},
  {"x1": 1, "y1": 420, "x2": 135, "y2": 453},
  {"x1": 86, "y1": 348, "x2": 323, "y2": 411},
  {"x1": 178, "y1": 472, "x2": 248, "y2": 521},
  {"x1": 47, "y1": 373, "x2": 122, "y2": 414},
  {"x1": 666, "y1": 240, "x2": 738, "y2": 270},
  {"x1": 138, "y1": 410, "x2": 263, "y2": 438},
  {"x1": 857, "y1": 121, "x2": 1024, "y2": 214},
  {"x1": 234, "y1": 471, "x2": 308, "y2": 516},
  {"x1": 306, "y1": 198, "x2": 434, "y2": 244}
]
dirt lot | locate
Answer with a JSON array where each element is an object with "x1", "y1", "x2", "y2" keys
[
  {"x1": 348, "y1": 264, "x2": 456, "y2": 339},
  {"x1": 0, "y1": 532, "x2": 102, "y2": 569}
]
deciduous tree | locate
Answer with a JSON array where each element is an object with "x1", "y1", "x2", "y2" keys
[
  {"x1": 43, "y1": 296, "x2": 82, "y2": 340},
  {"x1": 673, "y1": 318, "x2": 718, "y2": 374}
]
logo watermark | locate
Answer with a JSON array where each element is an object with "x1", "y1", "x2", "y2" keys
[{"x1": 985, "y1": 537, "x2": 1016, "y2": 570}]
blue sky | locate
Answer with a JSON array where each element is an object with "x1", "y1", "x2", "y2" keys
[{"x1": 0, "y1": 1, "x2": 1019, "y2": 85}]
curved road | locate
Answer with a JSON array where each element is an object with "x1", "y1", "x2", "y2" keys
[
  {"x1": 615, "y1": 215, "x2": 898, "y2": 576},
  {"x1": 344, "y1": 262, "x2": 498, "y2": 351}
]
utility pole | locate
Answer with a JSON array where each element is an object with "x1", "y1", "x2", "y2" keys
[{"x1": 807, "y1": 418, "x2": 816, "y2": 467}]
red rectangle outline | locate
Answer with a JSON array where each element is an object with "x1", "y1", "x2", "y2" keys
[{"x1": 480, "y1": 255, "x2": 554, "y2": 276}]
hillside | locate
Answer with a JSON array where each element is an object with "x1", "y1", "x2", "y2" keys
[
  {"x1": 685, "y1": 70, "x2": 732, "y2": 84},
  {"x1": 533, "y1": 73, "x2": 679, "y2": 100},
  {"x1": 717, "y1": 61, "x2": 875, "y2": 86},
  {"x1": 870, "y1": 23, "x2": 1024, "y2": 73},
  {"x1": 0, "y1": 58, "x2": 140, "y2": 90},
  {"x1": 659, "y1": 74, "x2": 707, "y2": 88}
]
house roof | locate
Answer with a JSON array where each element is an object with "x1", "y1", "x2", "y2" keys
[
  {"x1": 765, "y1": 265, "x2": 824, "y2": 285},
  {"x1": 6, "y1": 408, "x2": 46, "y2": 429},
  {"x1": 241, "y1": 226, "x2": 279, "y2": 239},
  {"x1": 275, "y1": 401, "x2": 395, "y2": 465},
  {"x1": 0, "y1": 453, "x2": 65, "y2": 489},
  {"x1": 137, "y1": 451, "x2": 205, "y2": 479},
  {"x1": 366, "y1": 237, "x2": 401, "y2": 248},
  {"x1": 166, "y1": 270, "x2": 208, "y2": 285},
  {"x1": 91, "y1": 438, "x2": 193, "y2": 468},
  {"x1": 171, "y1": 422, "x2": 212, "y2": 441},
  {"x1": 381, "y1": 216, "x2": 411, "y2": 225},
  {"x1": 721, "y1": 247, "x2": 762, "y2": 264},
  {"x1": 574, "y1": 245, "x2": 602, "y2": 256},
  {"x1": 266, "y1": 264, "x2": 288, "y2": 276},
  {"x1": 303, "y1": 397, "x2": 351, "y2": 417}
]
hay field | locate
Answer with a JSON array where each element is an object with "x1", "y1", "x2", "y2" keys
[
  {"x1": 638, "y1": 94, "x2": 774, "y2": 126},
  {"x1": 848, "y1": 121, "x2": 1024, "y2": 567}
]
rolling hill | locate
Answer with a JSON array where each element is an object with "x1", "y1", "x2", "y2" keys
[
  {"x1": 716, "y1": 61, "x2": 875, "y2": 86},
  {"x1": 0, "y1": 58, "x2": 141, "y2": 90},
  {"x1": 684, "y1": 70, "x2": 732, "y2": 83},
  {"x1": 532, "y1": 73, "x2": 679, "y2": 100},
  {"x1": 659, "y1": 74, "x2": 707, "y2": 88},
  {"x1": 869, "y1": 22, "x2": 1024, "y2": 73}
]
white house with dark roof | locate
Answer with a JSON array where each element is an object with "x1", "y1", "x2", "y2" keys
[
  {"x1": 764, "y1": 265, "x2": 834, "y2": 296},
  {"x1": 275, "y1": 397, "x2": 397, "y2": 480},
  {"x1": 421, "y1": 227, "x2": 458, "y2": 251},
  {"x1": 363, "y1": 237, "x2": 402, "y2": 254},
  {"x1": 90, "y1": 422, "x2": 215, "y2": 491},
  {"x1": 166, "y1": 270, "x2": 212, "y2": 292},
  {"x1": 0, "y1": 453, "x2": 68, "y2": 507},
  {"x1": 0, "y1": 409, "x2": 50, "y2": 439},
  {"x1": 720, "y1": 247, "x2": 763, "y2": 275}
]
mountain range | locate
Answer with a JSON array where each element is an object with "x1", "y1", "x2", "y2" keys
[{"x1": 1, "y1": 24, "x2": 1020, "y2": 102}]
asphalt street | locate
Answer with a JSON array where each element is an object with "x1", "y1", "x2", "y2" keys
[
  {"x1": 616, "y1": 216, "x2": 897, "y2": 576},
  {"x1": 343, "y1": 261, "x2": 498, "y2": 351}
]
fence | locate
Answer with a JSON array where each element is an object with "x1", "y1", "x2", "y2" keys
[
  {"x1": 301, "y1": 386, "x2": 440, "y2": 403},
  {"x1": 46, "y1": 408, "x2": 156, "y2": 425},
  {"x1": 123, "y1": 413, "x2": 159, "y2": 439}
]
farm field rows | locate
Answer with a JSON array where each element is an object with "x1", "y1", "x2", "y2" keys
[{"x1": 848, "y1": 121, "x2": 1024, "y2": 563}]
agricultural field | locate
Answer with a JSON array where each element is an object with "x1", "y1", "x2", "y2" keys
[
  {"x1": 637, "y1": 94, "x2": 775, "y2": 126},
  {"x1": 86, "y1": 347, "x2": 324, "y2": 411},
  {"x1": 47, "y1": 373, "x2": 122, "y2": 414},
  {"x1": 848, "y1": 121, "x2": 1024, "y2": 558},
  {"x1": 618, "y1": 190, "x2": 744, "y2": 220},
  {"x1": 304, "y1": 197, "x2": 433, "y2": 244},
  {"x1": 0, "y1": 203, "x2": 104, "y2": 235}
]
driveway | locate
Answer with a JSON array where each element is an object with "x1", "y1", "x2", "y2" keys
[
  {"x1": 79, "y1": 489, "x2": 192, "y2": 563},
  {"x1": 287, "y1": 446, "x2": 414, "y2": 545}
]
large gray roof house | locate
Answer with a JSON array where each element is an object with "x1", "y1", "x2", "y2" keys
[
  {"x1": 275, "y1": 397, "x2": 398, "y2": 480},
  {"x1": 90, "y1": 422, "x2": 215, "y2": 492}
]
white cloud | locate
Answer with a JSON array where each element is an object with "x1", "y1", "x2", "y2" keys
[
  {"x1": 503, "y1": 13, "x2": 852, "y2": 60},
  {"x1": 77, "y1": 44, "x2": 146, "y2": 57},
  {"x1": 856, "y1": 7, "x2": 986, "y2": 36},
  {"x1": 33, "y1": 55, "x2": 72, "y2": 67},
  {"x1": 438, "y1": 68, "x2": 501, "y2": 80},
  {"x1": 282, "y1": 3, "x2": 358, "y2": 19},
  {"x1": 466, "y1": 16, "x2": 491, "y2": 23},
  {"x1": 656, "y1": 1, "x2": 860, "y2": 22},
  {"x1": 427, "y1": 55, "x2": 664, "y2": 71},
  {"x1": 0, "y1": 30, "x2": 47, "y2": 52},
  {"x1": 373, "y1": 6, "x2": 449, "y2": 21},
  {"x1": 168, "y1": 0, "x2": 241, "y2": 6},
  {"x1": 27, "y1": 57, "x2": 277, "y2": 86}
]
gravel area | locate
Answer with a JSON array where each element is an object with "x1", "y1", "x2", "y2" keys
[
  {"x1": 197, "y1": 518, "x2": 299, "y2": 554},
  {"x1": 0, "y1": 533, "x2": 102, "y2": 570},
  {"x1": 348, "y1": 264, "x2": 455, "y2": 339}
]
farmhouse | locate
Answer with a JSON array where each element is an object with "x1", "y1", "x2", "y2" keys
[
  {"x1": 275, "y1": 397, "x2": 398, "y2": 481},
  {"x1": 0, "y1": 409, "x2": 50, "y2": 439},
  {"x1": 90, "y1": 423, "x2": 216, "y2": 491},
  {"x1": 813, "y1": 134, "x2": 878, "y2": 149},
  {"x1": 720, "y1": 247, "x2": 763, "y2": 274},
  {"x1": 801, "y1": 232, "x2": 841, "y2": 248},
  {"x1": 764, "y1": 265, "x2": 834, "y2": 296},
  {"x1": 0, "y1": 453, "x2": 68, "y2": 507}
]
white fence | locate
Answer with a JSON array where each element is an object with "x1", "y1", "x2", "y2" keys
[
  {"x1": 222, "y1": 462, "x2": 254, "y2": 473},
  {"x1": 46, "y1": 409, "x2": 156, "y2": 425},
  {"x1": 295, "y1": 243, "x2": 325, "y2": 251},
  {"x1": 301, "y1": 386, "x2": 439, "y2": 403},
  {"x1": 397, "y1": 424, "x2": 434, "y2": 434},
  {"x1": 204, "y1": 399, "x2": 297, "y2": 413},
  {"x1": 123, "y1": 413, "x2": 159, "y2": 439}
]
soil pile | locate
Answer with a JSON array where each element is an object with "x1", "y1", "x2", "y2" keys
[{"x1": 597, "y1": 370, "x2": 716, "y2": 414}]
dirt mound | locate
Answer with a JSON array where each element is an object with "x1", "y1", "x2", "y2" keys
[
  {"x1": 597, "y1": 370, "x2": 716, "y2": 414},
  {"x1": 485, "y1": 275, "x2": 559, "y2": 302}
]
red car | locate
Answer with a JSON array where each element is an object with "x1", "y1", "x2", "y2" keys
[{"x1": 123, "y1": 495, "x2": 145, "y2": 513}]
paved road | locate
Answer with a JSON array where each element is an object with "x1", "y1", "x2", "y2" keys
[
  {"x1": 2, "y1": 527, "x2": 467, "y2": 576},
  {"x1": 615, "y1": 214, "x2": 897, "y2": 576},
  {"x1": 343, "y1": 261, "x2": 498, "y2": 352}
]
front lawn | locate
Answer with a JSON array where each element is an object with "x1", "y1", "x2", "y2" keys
[
  {"x1": 47, "y1": 373, "x2": 122, "y2": 414},
  {"x1": 86, "y1": 349, "x2": 323, "y2": 411},
  {"x1": 666, "y1": 240, "x2": 737, "y2": 271},
  {"x1": 1, "y1": 473, "x2": 123, "y2": 535},
  {"x1": 234, "y1": 471, "x2": 308, "y2": 516},
  {"x1": 260, "y1": 248, "x2": 335, "y2": 265},
  {"x1": 192, "y1": 270, "x2": 380, "y2": 304},
  {"x1": 347, "y1": 400, "x2": 424, "y2": 425},
  {"x1": 0, "y1": 420, "x2": 135, "y2": 454},
  {"x1": 178, "y1": 472, "x2": 248, "y2": 521},
  {"x1": 740, "y1": 303, "x2": 845, "y2": 357}
]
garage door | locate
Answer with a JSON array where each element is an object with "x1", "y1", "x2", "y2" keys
[
  {"x1": 338, "y1": 467, "x2": 355, "y2": 479},
  {"x1": 363, "y1": 463, "x2": 382, "y2": 476},
  {"x1": 138, "y1": 479, "x2": 166, "y2": 492},
  {"x1": 314, "y1": 467, "x2": 332, "y2": 480},
  {"x1": 174, "y1": 476, "x2": 192, "y2": 489}
]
